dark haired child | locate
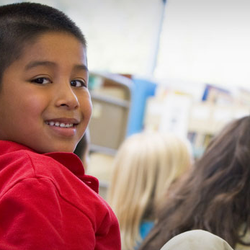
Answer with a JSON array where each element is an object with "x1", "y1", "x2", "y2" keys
[
  {"x1": 139, "y1": 116, "x2": 250, "y2": 250},
  {"x1": 0, "y1": 2, "x2": 120, "y2": 249}
]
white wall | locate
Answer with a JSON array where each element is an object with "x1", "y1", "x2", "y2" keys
[{"x1": 155, "y1": 0, "x2": 250, "y2": 90}]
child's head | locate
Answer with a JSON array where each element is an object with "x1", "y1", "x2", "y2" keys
[
  {"x1": 108, "y1": 131, "x2": 192, "y2": 249},
  {"x1": 0, "y1": 2, "x2": 86, "y2": 82},
  {"x1": 0, "y1": 2, "x2": 92, "y2": 153},
  {"x1": 189, "y1": 115, "x2": 250, "y2": 210},
  {"x1": 139, "y1": 116, "x2": 250, "y2": 250}
]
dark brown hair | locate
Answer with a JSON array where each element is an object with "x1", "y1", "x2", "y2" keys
[
  {"x1": 140, "y1": 116, "x2": 250, "y2": 249},
  {"x1": 0, "y1": 2, "x2": 86, "y2": 83}
]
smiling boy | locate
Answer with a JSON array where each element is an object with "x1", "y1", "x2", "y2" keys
[
  {"x1": 0, "y1": 2, "x2": 120, "y2": 249},
  {"x1": 0, "y1": 32, "x2": 91, "y2": 153}
]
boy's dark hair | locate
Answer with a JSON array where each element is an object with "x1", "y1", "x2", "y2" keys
[
  {"x1": 0, "y1": 2, "x2": 87, "y2": 83},
  {"x1": 139, "y1": 116, "x2": 250, "y2": 250}
]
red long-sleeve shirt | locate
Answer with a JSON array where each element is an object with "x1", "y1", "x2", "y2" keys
[{"x1": 0, "y1": 140, "x2": 121, "y2": 250}]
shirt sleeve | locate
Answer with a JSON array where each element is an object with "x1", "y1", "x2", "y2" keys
[{"x1": 0, "y1": 177, "x2": 96, "y2": 250}]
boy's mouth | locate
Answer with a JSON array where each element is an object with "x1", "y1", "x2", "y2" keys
[
  {"x1": 45, "y1": 119, "x2": 79, "y2": 137},
  {"x1": 45, "y1": 121, "x2": 75, "y2": 128},
  {"x1": 45, "y1": 118, "x2": 79, "y2": 128}
]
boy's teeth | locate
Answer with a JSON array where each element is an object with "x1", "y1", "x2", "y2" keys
[{"x1": 46, "y1": 121, "x2": 74, "y2": 127}]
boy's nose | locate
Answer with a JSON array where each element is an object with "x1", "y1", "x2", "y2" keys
[{"x1": 55, "y1": 84, "x2": 79, "y2": 110}]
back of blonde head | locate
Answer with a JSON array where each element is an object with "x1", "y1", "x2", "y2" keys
[{"x1": 107, "y1": 132, "x2": 192, "y2": 250}]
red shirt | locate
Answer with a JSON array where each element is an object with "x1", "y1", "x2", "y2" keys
[{"x1": 0, "y1": 141, "x2": 121, "y2": 250}]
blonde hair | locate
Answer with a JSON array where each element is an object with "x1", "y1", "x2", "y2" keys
[{"x1": 107, "y1": 132, "x2": 192, "y2": 250}]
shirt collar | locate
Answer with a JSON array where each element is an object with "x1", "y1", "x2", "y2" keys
[{"x1": 0, "y1": 140, "x2": 99, "y2": 193}]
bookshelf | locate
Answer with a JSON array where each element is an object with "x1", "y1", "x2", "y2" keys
[
  {"x1": 144, "y1": 83, "x2": 250, "y2": 160},
  {"x1": 87, "y1": 72, "x2": 133, "y2": 199}
]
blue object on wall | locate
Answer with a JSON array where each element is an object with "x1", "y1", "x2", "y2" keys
[{"x1": 126, "y1": 78, "x2": 157, "y2": 136}]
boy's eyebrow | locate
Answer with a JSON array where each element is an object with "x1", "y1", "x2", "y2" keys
[
  {"x1": 25, "y1": 61, "x2": 89, "y2": 72},
  {"x1": 25, "y1": 61, "x2": 56, "y2": 70},
  {"x1": 74, "y1": 64, "x2": 89, "y2": 72}
]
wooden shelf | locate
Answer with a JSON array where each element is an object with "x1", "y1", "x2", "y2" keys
[{"x1": 90, "y1": 92, "x2": 130, "y2": 108}]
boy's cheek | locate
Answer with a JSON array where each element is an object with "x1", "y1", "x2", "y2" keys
[{"x1": 87, "y1": 100, "x2": 93, "y2": 119}]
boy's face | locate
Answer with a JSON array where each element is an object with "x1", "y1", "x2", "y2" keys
[{"x1": 0, "y1": 32, "x2": 92, "y2": 153}]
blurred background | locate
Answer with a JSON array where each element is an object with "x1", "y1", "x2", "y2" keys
[{"x1": 2, "y1": 0, "x2": 250, "y2": 197}]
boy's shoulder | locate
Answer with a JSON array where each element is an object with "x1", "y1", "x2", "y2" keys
[{"x1": 0, "y1": 141, "x2": 120, "y2": 246}]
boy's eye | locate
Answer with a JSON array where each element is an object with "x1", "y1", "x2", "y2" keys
[
  {"x1": 70, "y1": 79, "x2": 86, "y2": 88},
  {"x1": 31, "y1": 77, "x2": 51, "y2": 84}
]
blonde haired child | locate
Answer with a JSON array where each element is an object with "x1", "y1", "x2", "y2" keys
[{"x1": 108, "y1": 132, "x2": 192, "y2": 250}]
